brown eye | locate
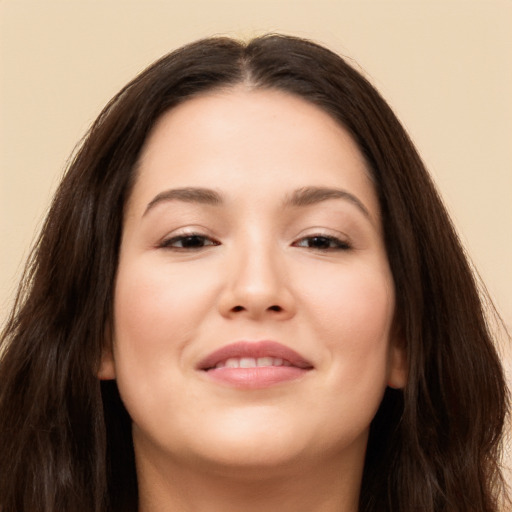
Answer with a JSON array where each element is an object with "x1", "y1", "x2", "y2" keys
[
  {"x1": 160, "y1": 234, "x2": 220, "y2": 250},
  {"x1": 294, "y1": 235, "x2": 350, "y2": 251}
]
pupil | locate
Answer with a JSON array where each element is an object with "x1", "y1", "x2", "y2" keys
[
  {"x1": 183, "y1": 236, "x2": 204, "y2": 247},
  {"x1": 310, "y1": 236, "x2": 329, "y2": 248}
]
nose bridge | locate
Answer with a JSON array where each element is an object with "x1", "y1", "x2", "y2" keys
[
  {"x1": 220, "y1": 226, "x2": 294, "y2": 318},
  {"x1": 234, "y1": 229, "x2": 281, "y2": 297}
]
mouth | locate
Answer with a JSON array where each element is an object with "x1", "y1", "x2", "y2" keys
[
  {"x1": 197, "y1": 341, "x2": 313, "y2": 389},
  {"x1": 210, "y1": 356, "x2": 296, "y2": 369}
]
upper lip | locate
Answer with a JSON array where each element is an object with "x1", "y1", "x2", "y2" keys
[{"x1": 197, "y1": 341, "x2": 314, "y2": 370}]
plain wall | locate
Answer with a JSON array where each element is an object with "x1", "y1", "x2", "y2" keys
[{"x1": 1, "y1": 0, "x2": 511, "y2": 480}]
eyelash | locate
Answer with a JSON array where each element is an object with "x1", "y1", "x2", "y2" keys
[
  {"x1": 158, "y1": 233, "x2": 351, "y2": 252},
  {"x1": 292, "y1": 234, "x2": 351, "y2": 251},
  {"x1": 158, "y1": 233, "x2": 220, "y2": 250}
]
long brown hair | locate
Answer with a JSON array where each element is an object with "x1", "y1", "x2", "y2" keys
[{"x1": 0, "y1": 34, "x2": 509, "y2": 512}]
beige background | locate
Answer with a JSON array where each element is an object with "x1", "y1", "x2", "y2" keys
[{"x1": 1, "y1": 0, "x2": 511, "y2": 478}]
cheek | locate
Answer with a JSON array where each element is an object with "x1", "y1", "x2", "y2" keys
[
  {"x1": 298, "y1": 261, "x2": 395, "y2": 385},
  {"x1": 112, "y1": 257, "x2": 219, "y2": 373},
  {"x1": 304, "y1": 260, "x2": 393, "y2": 335},
  {"x1": 111, "y1": 257, "x2": 223, "y2": 433}
]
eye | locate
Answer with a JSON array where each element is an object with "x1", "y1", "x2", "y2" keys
[
  {"x1": 293, "y1": 234, "x2": 351, "y2": 251},
  {"x1": 159, "y1": 233, "x2": 220, "y2": 250}
]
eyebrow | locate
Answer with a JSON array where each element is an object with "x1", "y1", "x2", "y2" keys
[
  {"x1": 143, "y1": 187, "x2": 222, "y2": 216},
  {"x1": 284, "y1": 186, "x2": 371, "y2": 219},
  {"x1": 143, "y1": 185, "x2": 371, "y2": 220}
]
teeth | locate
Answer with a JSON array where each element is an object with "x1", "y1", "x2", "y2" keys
[
  {"x1": 214, "y1": 357, "x2": 291, "y2": 369},
  {"x1": 225, "y1": 358, "x2": 240, "y2": 368},
  {"x1": 239, "y1": 357, "x2": 256, "y2": 368}
]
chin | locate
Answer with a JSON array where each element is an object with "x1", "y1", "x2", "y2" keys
[
  {"x1": 190, "y1": 441, "x2": 310, "y2": 477},
  {"x1": 161, "y1": 411, "x2": 316, "y2": 474}
]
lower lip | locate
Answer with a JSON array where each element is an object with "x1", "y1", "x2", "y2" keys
[{"x1": 203, "y1": 366, "x2": 310, "y2": 389}]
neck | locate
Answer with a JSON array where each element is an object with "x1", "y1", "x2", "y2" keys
[{"x1": 136, "y1": 447, "x2": 363, "y2": 512}]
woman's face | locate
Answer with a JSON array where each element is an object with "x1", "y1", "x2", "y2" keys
[{"x1": 100, "y1": 88, "x2": 406, "y2": 476}]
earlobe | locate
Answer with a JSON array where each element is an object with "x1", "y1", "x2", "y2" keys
[
  {"x1": 98, "y1": 345, "x2": 116, "y2": 380},
  {"x1": 98, "y1": 323, "x2": 116, "y2": 380},
  {"x1": 388, "y1": 343, "x2": 408, "y2": 389},
  {"x1": 98, "y1": 327, "x2": 116, "y2": 380}
]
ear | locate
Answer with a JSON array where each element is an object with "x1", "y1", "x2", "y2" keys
[
  {"x1": 387, "y1": 340, "x2": 408, "y2": 389},
  {"x1": 98, "y1": 344, "x2": 116, "y2": 380},
  {"x1": 97, "y1": 325, "x2": 116, "y2": 380}
]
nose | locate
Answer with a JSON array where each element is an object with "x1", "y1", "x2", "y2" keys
[{"x1": 217, "y1": 242, "x2": 296, "y2": 321}]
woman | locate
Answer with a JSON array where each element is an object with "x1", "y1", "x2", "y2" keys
[{"x1": 0, "y1": 34, "x2": 509, "y2": 512}]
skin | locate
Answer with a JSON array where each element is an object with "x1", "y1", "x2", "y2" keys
[{"x1": 99, "y1": 87, "x2": 407, "y2": 512}]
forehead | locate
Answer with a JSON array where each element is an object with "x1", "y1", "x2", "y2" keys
[{"x1": 129, "y1": 87, "x2": 379, "y2": 221}]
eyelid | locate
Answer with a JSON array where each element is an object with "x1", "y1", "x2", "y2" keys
[
  {"x1": 155, "y1": 226, "x2": 352, "y2": 251},
  {"x1": 292, "y1": 227, "x2": 351, "y2": 240},
  {"x1": 291, "y1": 228, "x2": 352, "y2": 251},
  {"x1": 157, "y1": 227, "x2": 220, "y2": 250}
]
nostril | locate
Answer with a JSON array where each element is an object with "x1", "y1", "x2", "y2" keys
[{"x1": 228, "y1": 304, "x2": 284, "y2": 314}]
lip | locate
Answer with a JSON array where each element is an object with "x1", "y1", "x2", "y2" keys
[{"x1": 197, "y1": 341, "x2": 314, "y2": 389}]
